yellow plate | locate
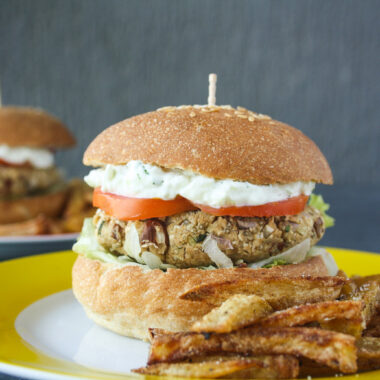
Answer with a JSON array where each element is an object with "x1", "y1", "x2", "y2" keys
[{"x1": 0, "y1": 248, "x2": 379, "y2": 380}]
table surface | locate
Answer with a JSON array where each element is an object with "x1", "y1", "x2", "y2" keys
[{"x1": 1, "y1": 184, "x2": 379, "y2": 380}]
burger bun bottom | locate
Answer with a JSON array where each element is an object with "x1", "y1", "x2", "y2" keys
[
  {"x1": 0, "y1": 187, "x2": 68, "y2": 224},
  {"x1": 72, "y1": 254, "x2": 331, "y2": 341}
]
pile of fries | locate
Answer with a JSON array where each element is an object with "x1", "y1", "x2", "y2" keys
[
  {"x1": 59, "y1": 179, "x2": 95, "y2": 233},
  {"x1": 0, "y1": 179, "x2": 95, "y2": 236},
  {"x1": 134, "y1": 272, "x2": 380, "y2": 378}
]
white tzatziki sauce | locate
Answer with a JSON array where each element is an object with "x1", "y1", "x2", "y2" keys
[
  {"x1": 85, "y1": 161, "x2": 314, "y2": 208},
  {"x1": 0, "y1": 145, "x2": 54, "y2": 169}
]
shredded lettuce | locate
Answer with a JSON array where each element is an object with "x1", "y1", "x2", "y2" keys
[
  {"x1": 262, "y1": 259, "x2": 289, "y2": 269},
  {"x1": 73, "y1": 219, "x2": 338, "y2": 274},
  {"x1": 73, "y1": 219, "x2": 215, "y2": 271},
  {"x1": 309, "y1": 194, "x2": 335, "y2": 228},
  {"x1": 73, "y1": 218, "x2": 177, "y2": 271},
  {"x1": 248, "y1": 238, "x2": 311, "y2": 269},
  {"x1": 72, "y1": 219, "x2": 143, "y2": 267},
  {"x1": 249, "y1": 239, "x2": 338, "y2": 275}
]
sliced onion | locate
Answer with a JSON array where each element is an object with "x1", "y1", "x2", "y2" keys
[
  {"x1": 308, "y1": 247, "x2": 339, "y2": 276},
  {"x1": 248, "y1": 238, "x2": 311, "y2": 268},
  {"x1": 123, "y1": 224, "x2": 143, "y2": 263},
  {"x1": 141, "y1": 251, "x2": 162, "y2": 269},
  {"x1": 202, "y1": 235, "x2": 233, "y2": 268}
]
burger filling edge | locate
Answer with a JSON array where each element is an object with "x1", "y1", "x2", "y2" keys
[
  {"x1": 73, "y1": 218, "x2": 337, "y2": 274},
  {"x1": 85, "y1": 161, "x2": 315, "y2": 208}
]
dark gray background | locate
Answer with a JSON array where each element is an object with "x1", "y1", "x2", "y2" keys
[
  {"x1": 0, "y1": 0, "x2": 379, "y2": 184},
  {"x1": 0, "y1": 0, "x2": 379, "y2": 247},
  {"x1": 0, "y1": 2, "x2": 379, "y2": 379}
]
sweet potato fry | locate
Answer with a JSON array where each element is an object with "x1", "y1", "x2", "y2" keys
[
  {"x1": 364, "y1": 311, "x2": 380, "y2": 337},
  {"x1": 320, "y1": 318, "x2": 365, "y2": 338},
  {"x1": 192, "y1": 295, "x2": 272, "y2": 333},
  {"x1": 63, "y1": 179, "x2": 93, "y2": 217},
  {"x1": 180, "y1": 276, "x2": 347, "y2": 310},
  {"x1": 191, "y1": 355, "x2": 299, "y2": 379},
  {"x1": 321, "y1": 278, "x2": 379, "y2": 337},
  {"x1": 298, "y1": 337, "x2": 380, "y2": 376},
  {"x1": 148, "y1": 327, "x2": 357, "y2": 373},
  {"x1": 341, "y1": 276, "x2": 380, "y2": 327},
  {"x1": 134, "y1": 355, "x2": 299, "y2": 379},
  {"x1": 299, "y1": 358, "x2": 338, "y2": 378},
  {"x1": 61, "y1": 210, "x2": 94, "y2": 233},
  {"x1": 222, "y1": 355, "x2": 299, "y2": 379},
  {"x1": 61, "y1": 179, "x2": 95, "y2": 232},
  {"x1": 133, "y1": 359, "x2": 260, "y2": 378},
  {"x1": 351, "y1": 275, "x2": 380, "y2": 288},
  {"x1": 148, "y1": 328, "x2": 172, "y2": 342},
  {"x1": 257, "y1": 300, "x2": 363, "y2": 327},
  {"x1": 356, "y1": 337, "x2": 380, "y2": 371},
  {"x1": 358, "y1": 282, "x2": 380, "y2": 324},
  {"x1": 256, "y1": 300, "x2": 365, "y2": 337},
  {"x1": 0, "y1": 215, "x2": 49, "y2": 236}
]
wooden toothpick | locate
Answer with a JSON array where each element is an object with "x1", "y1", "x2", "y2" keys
[{"x1": 208, "y1": 73, "x2": 217, "y2": 106}]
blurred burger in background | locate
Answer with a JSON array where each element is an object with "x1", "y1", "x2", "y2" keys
[{"x1": 0, "y1": 106, "x2": 94, "y2": 236}]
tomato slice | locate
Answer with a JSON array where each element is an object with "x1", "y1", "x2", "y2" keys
[
  {"x1": 93, "y1": 188, "x2": 309, "y2": 220},
  {"x1": 194, "y1": 195, "x2": 309, "y2": 217},
  {"x1": 93, "y1": 188, "x2": 197, "y2": 220}
]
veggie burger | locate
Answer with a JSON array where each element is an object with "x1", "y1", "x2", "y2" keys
[
  {"x1": 73, "y1": 98, "x2": 336, "y2": 340},
  {"x1": 0, "y1": 107, "x2": 75, "y2": 225}
]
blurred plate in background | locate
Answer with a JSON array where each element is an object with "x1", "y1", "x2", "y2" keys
[{"x1": 0, "y1": 234, "x2": 78, "y2": 260}]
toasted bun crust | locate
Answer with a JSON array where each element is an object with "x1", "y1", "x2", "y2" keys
[
  {"x1": 72, "y1": 255, "x2": 332, "y2": 341},
  {"x1": 84, "y1": 106, "x2": 332, "y2": 185},
  {"x1": 0, "y1": 188, "x2": 68, "y2": 224},
  {"x1": 0, "y1": 107, "x2": 75, "y2": 148}
]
